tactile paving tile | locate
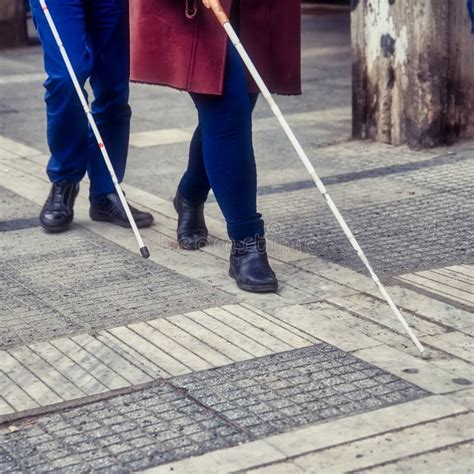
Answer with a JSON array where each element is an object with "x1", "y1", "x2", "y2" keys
[
  {"x1": 0, "y1": 344, "x2": 428, "y2": 473},
  {"x1": 0, "y1": 225, "x2": 232, "y2": 347},
  {"x1": 0, "y1": 186, "x2": 41, "y2": 232},
  {"x1": 258, "y1": 189, "x2": 473, "y2": 276}
]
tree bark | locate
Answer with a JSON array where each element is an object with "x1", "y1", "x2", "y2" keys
[
  {"x1": 0, "y1": 0, "x2": 27, "y2": 49},
  {"x1": 352, "y1": 0, "x2": 474, "y2": 148}
]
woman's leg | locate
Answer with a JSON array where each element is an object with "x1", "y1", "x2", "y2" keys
[
  {"x1": 187, "y1": 42, "x2": 263, "y2": 241},
  {"x1": 177, "y1": 125, "x2": 211, "y2": 206},
  {"x1": 178, "y1": 93, "x2": 259, "y2": 209}
]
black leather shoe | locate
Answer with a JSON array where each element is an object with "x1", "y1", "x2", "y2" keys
[
  {"x1": 90, "y1": 193, "x2": 154, "y2": 228},
  {"x1": 40, "y1": 180, "x2": 79, "y2": 233},
  {"x1": 229, "y1": 236, "x2": 278, "y2": 293},
  {"x1": 173, "y1": 192, "x2": 208, "y2": 250}
]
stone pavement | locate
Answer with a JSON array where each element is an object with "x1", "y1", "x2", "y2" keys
[{"x1": 0, "y1": 7, "x2": 473, "y2": 474}]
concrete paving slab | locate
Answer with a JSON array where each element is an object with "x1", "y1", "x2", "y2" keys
[
  {"x1": 148, "y1": 396, "x2": 467, "y2": 473},
  {"x1": 355, "y1": 441, "x2": 474, "y2": 474},
  {"x1": 271, "y1": 412, "x2": 474, "y2": 473},
  {"x1": 354, "y1": 346, "x2": 472, "y2": 394},
  {"x1": 397, "y1": 265, "x2": 474, "y2": 307},
  {"x1": 0, "y1": 344, "x2": 429, "y2": 471}
]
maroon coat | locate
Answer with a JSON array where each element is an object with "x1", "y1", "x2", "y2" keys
[{"x1": 130, "y1": 0, "x2": 301, "y2": 96}]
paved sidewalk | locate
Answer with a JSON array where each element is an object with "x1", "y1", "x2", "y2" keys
[{"x1": 1, "y1": 8, "x2": 473, "y2": 474}]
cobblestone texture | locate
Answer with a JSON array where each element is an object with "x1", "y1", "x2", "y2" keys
[
  {"x1": 0, "y1": 196, "x2": 232, "y2": 347},
  {"x1": 259, "y1": 189, "x2": 473, "y2": 276},
  {"x1": 0, "y1": 344, "x2": 428, "y2": 473},
  {"x1": 392, "y1": 157, "x2": 474, "y2": 197},
  {"x1": 253, "y1": 149, "x2": 472, "y2": 198}
]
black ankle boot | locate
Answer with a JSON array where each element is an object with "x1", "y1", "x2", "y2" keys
[
  {"x1": 40, "y1": 181, "x2": 80, "y2": 233},
  {"x1": 173, "y1": 192, "x2": 208, "y2": 250},
  {"x1": 90, "y1": 193, "x2": 154, "y2": 228},
  {"x1": 229, "y1": 236, "x2": 278, "y2": 293}
]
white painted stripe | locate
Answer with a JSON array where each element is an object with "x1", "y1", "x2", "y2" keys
[
  {"x1": 130, "y1": 128, "x2": 193, "y2": 148},
  {"x1": 129, "y1": 108, "x2": 351, "y2": 148},
  {"x1": 0, "y1": 72, "x2": 46, "y2": 85},
  {"x1": 0, "y1": 135, "x2": 44, "y2": 158}
]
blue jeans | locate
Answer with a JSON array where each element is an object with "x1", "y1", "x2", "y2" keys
[
  {"x1": 178, "y1": 42, "x2": 264, "y2": 241},
  {"x1": 29, "y1": 0, "x2": 131, "y2": 202}
]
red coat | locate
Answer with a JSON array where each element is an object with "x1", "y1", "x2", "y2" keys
[{"x1": 130, "y1": 0, "x2": 302, "y2": 96}]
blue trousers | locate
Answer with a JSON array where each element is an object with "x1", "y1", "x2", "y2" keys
[
  {"x1": 178, "y1": 42, "x2": 264, "y2": 241},
  {"x1": 29, "y1": 0, "x2": 131, "y2": 202}
]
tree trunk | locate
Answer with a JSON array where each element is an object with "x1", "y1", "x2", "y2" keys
[
  {"x1": 352, "y1": 0, "x2": 474, "y2": 148},
  {"x1": 0, "y1": 0, "x2": 27, "y2": 49}
]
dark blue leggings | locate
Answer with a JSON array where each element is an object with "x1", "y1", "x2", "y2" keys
[{"x1": 177, "y1": 42, "x2": 264, "y2": 241}]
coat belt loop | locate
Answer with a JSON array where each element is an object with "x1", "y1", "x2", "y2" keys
[{"x1": 185, "y1": 0, "x2": 198, "y2": 19}]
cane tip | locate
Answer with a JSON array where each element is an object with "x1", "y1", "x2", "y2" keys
[
  {"x1": 140, "y1": 246, "x2": 150, "y2": 259},
  {"x1": 420, "y1": 349, "x2": 432, "y2": 360}
]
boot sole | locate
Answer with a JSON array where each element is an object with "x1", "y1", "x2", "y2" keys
[
  {"x1": 229, "y1": 268, "x2": 279, "y2": 293},
  {"x1": 90, "y1": 211, "x2": 154, "y2": 229},
  {"x1": 178, "y1": 238, "x2": 208, "y2": 251},
  {"x1": 40, "y1": 215, "x2": 73, "y2": 233}
]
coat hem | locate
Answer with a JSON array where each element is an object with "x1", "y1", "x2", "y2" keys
[{"x1": 131, "y1": 78, "x2": 302, "y2": 97}]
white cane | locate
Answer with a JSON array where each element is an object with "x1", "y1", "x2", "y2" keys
[
  {"x1": 208, "y1": 3, "x2": 430, "y2": 359},
  {"x1": 39, "y1": 0, "x2": 150, "y2": 259}
]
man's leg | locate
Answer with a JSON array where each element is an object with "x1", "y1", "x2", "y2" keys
[
  {"x1": 86, "y1": 0, "x2": 131, "y2": 202},
  {"x1": 30, "y1": 0, "x2": 91, "y2": 184},
  {"x1": 86, "y1": 0, "x2": 153, "y2": 228},
  {"x1": 29, "y1": 0, "x2": 91, "y2": 231}
]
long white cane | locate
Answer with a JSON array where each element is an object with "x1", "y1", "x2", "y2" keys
[
  {"x1": 208, "y1": 3, "x2": 430, "y2": 359},
  {"x1": 39, "y1": 0, "x2": 150, "y2": 259}
]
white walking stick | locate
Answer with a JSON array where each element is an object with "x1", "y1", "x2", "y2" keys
[
  {"x1": 208, "y1": 2, "x2": 430, "y2": 359},
  {"x1": 39, "y1": 0, "x2": 150, "y2": 259}
]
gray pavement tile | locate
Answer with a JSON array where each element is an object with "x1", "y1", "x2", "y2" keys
[
  {"x1": 0, "y1": 344, "x2": 429, "y2": 472},
  {"x1": 259, "y1": 185, "x2": 473, "y2": 277},
  {"x1": 0, "y1": 189, "x2": 232, "y2": 348}
]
